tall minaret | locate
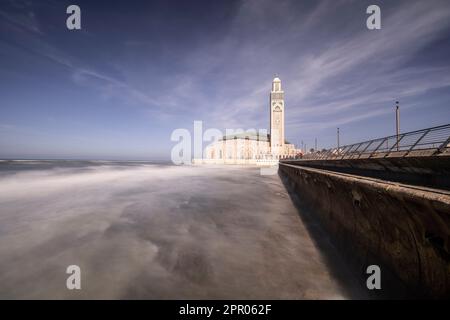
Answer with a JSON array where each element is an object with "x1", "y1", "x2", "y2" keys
[{"x1": 270, "y1": 76, "x2": 285, "y2": 154}]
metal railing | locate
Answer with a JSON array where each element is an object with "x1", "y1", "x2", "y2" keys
[{"x1": 300, "y1": 124, "x2": 450, "y2": 161}]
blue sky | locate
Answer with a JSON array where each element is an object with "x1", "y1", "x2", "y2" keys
[{"x1": 1, "y1": 0, "x2": 450, "y2": 159}]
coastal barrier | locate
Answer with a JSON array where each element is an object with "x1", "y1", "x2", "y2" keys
[
  {"x1": 282, "y1": 155, "x2": 450, "y2": 190},
  {"x1": 279, "y1": 162, "x2": 450, "y2": 298}
]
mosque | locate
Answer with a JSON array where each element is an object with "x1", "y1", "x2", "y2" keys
[{"x1": 201, "y1": 77, "x2": 300, "y2": 164}]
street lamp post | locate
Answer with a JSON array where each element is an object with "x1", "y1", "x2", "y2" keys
[
  {"x1": 337, "y1": 127, "x2": 340, "y2": 152},
  {"x1": 396, "y1": 101, "x2": 400, "y2": 151}
]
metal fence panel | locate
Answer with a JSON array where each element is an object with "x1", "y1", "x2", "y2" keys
[{"x1": 300, "y1": 124, "x2": 450, "y2": 160}]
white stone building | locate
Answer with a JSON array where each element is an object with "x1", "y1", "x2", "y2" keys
[{"x1": 201, "y1": 77, "x2": 300, "y2": 164}]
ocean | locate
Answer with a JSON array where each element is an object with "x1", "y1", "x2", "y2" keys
[{"x1": 0, "y1": 160, "x2": 366, "y2": 299}]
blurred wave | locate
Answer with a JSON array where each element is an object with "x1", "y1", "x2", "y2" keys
[{"x1": 0, "y1": 161, "x2": 363, "y2": 299}]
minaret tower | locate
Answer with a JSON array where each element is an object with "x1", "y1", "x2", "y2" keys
[{"x1": 270, "y1": 76, "x2": 285, "y2": 155}]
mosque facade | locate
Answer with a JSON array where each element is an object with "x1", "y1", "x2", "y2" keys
[{"x1": 202, "y1": 77, "x2": 300, "y2": 164}]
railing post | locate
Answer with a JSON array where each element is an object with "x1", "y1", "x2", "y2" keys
[
  {"x1": 369, "y1": 137, "x2": 388, "y2": 158},
  {"x1": 435, "y1": 136, "x2": 450, "y2": 154},
  {"x1": 327, "y1": 148, "x2": 336, "y2": 160},
  {"x1": 385, "y1": 133, "x2": 406, "y2": 157},
  {"x1": 404, "y1": 128, "x2": 431, "y2": 156},
  {"x1": 347, "y1": 143, "x2": 363, "y2": 159},
  {"x1": 340, "y1": 145, "x2": 353, "y2": 159},
  {"x1": 357, "y1": 140, "x2": 374, "y2": 158}
]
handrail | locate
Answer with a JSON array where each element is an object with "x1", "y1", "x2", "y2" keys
[{"x1": 295, "y1": 124, "x2": 450, "y2": 161}]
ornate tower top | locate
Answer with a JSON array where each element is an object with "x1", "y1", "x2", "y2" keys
[{"x1": 272, "y1": 76, "x2": 283, "y2": 92}]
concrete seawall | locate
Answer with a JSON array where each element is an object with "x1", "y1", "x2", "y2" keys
[
  {"x1": 283, "y1": 155, "x2": 450, "y2": 190},
  {"x1": 279, "y1": 163, "x2": 450, "y2": 298}
]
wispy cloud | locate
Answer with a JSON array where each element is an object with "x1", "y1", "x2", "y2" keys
[
  {"x1": 1, "y1": 0, "x2": 450, "y2": 157},
  {"x1": 135, "y1": 0, "x2": 450, "y2": 133},
  {"x1": 0, "y1": 124, "x2": 16, "y2": 131},
  {"x1": 221, "y1": 0, "x2": 450, "y2": 131}
]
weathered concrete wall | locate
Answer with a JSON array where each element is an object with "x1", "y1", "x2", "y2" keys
[
  {"x1": 279, "y1": 163, "x2": 450, "y2": 298},
  {"x1": 283, "y1": 155, "x2": 450, "y2": 190}
]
